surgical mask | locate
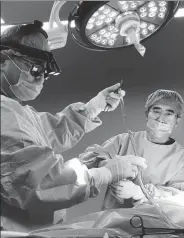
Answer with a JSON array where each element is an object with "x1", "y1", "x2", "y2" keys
[
  {"x1": 2, "y1": 54, "x2": 44, "y2": 101},
  {"x1": 147, "y1": 119, "x2": 173, "y2": 137}
]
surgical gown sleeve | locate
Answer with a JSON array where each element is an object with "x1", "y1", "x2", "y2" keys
[
  {"x1": 79, "y1": 134, "x2": 127, "y2": 168},
  {"x1": 1, "y1": 99, "x2": 101, "y2": 226},
  {"x1": 34, "y1": 102, "x2": 102, "y2": 154}
]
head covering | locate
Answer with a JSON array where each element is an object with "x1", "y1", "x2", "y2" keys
[
  {"x1": 0, "y1": 20, "x2": 49, "y2": 51},
  {"x1": 145, "y1": 89, "x2": 184, "y2": 118},
  {"x1": 0, "y1": 21, "x2": 50, "y2": 100}
]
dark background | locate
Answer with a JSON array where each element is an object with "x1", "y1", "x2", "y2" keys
[{"x1": 1, "y1": 1, "x2": 184, "y2": 220}]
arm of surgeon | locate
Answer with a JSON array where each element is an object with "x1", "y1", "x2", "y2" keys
[{"x1": 1, "y1": 99, "x2": 103, "y2": 225}]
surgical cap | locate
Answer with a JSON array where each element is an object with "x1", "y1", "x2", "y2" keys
[
  {"x1": 0, "y1": 21, "x2": 50, "y2": 99},
  {"x1": 0, "y1": 20, "x2": 50, "y2": 52},
  {"x1": 145, "y1": 89, "x2": 184, "y2": 118}
]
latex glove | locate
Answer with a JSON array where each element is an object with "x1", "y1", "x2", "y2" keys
[
  {"x1": 105, "y1": 155, "x2": 147, "y2": 183},
  {"x1": 101, "y1": 83, "x2": 125, "y2": 112},
  {"x1": 111, "y1": 182, "x2": 161, "y2": 202},
  {"x1": 89, "y1": 155, "x2": 147, "y2": 188},
  {"x1": 85, "y1": 83, "x2": 125, "y2": 119},
  {"x1": 111, "y1": 180, "x2": 145, "y2": 200}
]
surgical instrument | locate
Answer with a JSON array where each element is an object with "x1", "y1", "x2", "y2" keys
[{"x1": 130, "y1": 215, "x2": 184, "y2": 237}]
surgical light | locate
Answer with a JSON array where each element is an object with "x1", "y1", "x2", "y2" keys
[
  {"x1": 68, "y1": 1, "x2": 180, "y2": 51},
  {"x1": 1, "y1": 1, "x2": 182, "y2": 54}
]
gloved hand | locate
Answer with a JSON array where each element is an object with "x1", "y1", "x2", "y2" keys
[
  {"x1": 101, "y1": 83, "x2": 125, "y2": 112},
  {"x1": 111, "y1": 181, "x2": 161, "y2": 202},
  {"x1": 89, "y1": 155, "x2": 147, "y2": 188},
  {"x1": 85, "y1": 83, "x2": 125, "y2": 119},
  {"x1": 111, "y1": 180, "x2": 144, "y2": 201},
  {"x1": 105, "y1": 155, "x2": 147, "y2": 182}
]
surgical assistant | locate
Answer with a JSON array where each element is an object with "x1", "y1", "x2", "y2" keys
[
  {"x1": 0, "y1": 21, "x2": 147, "y2": 232},
  {"x1": 79, "y1": 89, "x2": 184, "y2": 227}
]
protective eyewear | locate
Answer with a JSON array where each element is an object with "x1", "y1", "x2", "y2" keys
[
  {"x1": 0, "y1": 41, "x2": 61, "y2": 79},
  {"x1": 19, "y1": 56, "x2": 49, "y2": 79}
]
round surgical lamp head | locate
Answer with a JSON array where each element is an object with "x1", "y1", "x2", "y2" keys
[{"x1": 68, "y1": 1, "x2": 180, "y2": 51}]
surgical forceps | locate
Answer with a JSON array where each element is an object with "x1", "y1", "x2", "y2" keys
[{"x1": 130, "y1": 215, "x2": 184, "y2": 237}]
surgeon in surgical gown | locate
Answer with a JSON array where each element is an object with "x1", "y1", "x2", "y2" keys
[{"x1": 0, "y1": 21, "x2": 147, "y2": 232}]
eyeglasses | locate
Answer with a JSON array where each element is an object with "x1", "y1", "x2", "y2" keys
[
  {"x1": 1, "y1": 42, "x2": 61, "y2": 79},
  {"x1": 20, "y1": 56, "x2": 49, "y2": 79}
]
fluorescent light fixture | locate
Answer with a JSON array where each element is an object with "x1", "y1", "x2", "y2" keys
[
  {"x1": 1, "y1": 18, "x2": 5, "y2": 24},
  {"x1": 1, "y1": 20, "x2": 75, "y2": 33},
  {"x1": 174, "y1": 8, "x2": 184, "y2": 18}
]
